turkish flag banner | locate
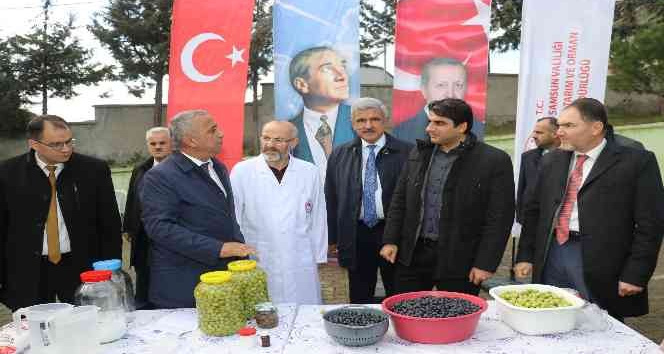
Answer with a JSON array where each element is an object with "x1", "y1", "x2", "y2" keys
[
  {"x1": 167, "y1": 0, "x2": 254, "y2": 167},
  {"x1": 392, "y1": 0, "x2": 491, "y2": 142}
]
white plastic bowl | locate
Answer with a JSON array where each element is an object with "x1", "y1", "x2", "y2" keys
[{"x1": 489, "y1": 284, "x2": 585, "y2": 335}]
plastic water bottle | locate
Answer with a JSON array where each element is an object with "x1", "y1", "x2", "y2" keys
[{"x1": 92, "y1": 259, "x2": 135, "y2": 313}]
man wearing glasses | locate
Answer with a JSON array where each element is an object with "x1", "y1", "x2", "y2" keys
[
  {"x1": 0, "y1": 115, "x2": 121, "y2": 310},
  {"x1": 230, "y1": 121, "x2": 328, "y2": 304}
]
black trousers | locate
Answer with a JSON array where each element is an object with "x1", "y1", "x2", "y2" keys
[
  {"x1": 348, "y1": 221, "x2": 395, "y2": 304},
  {"x1": 38, "y1": 253, "x2": 80, "y2": 304},
  {"x1": 133, "y1": 239, "x2": 153, "y2": 310},
  {"x1": 394, "y1": 238, "x2": 480, "y2": 296}
]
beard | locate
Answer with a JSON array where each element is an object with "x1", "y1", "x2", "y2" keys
[{"x1": 262, "y1": 150, "x2": 284, "y2": 162}]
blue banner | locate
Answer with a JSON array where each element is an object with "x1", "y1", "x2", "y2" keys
[{"x1": 273, "y1": 0, "x2": 360, "y2": 176}]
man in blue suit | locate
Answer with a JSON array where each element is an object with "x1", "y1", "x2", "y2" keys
[
  {"x1": 288, "y1": 46, "x2": 356, "y2": 181},
  {"x1": 141, "y1": 110, "x2": 255, "y2": 308}
]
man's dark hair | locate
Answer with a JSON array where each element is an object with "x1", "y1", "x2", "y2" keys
[
  {"x1": 428, "y1": 98, "x2": 474, "y2": 134},
  {"x1": 26, "y1": 115, "x2": 70, "y2": 140},
  {"x1": 566, "y1": 98, "x2": 608, "y2": 131},
  {"x1": 536, "y1": 116, "x2": 558, "y2": 131},
  {"x1": 420, "y1": 57, "x2": 466, "y2": 86}
]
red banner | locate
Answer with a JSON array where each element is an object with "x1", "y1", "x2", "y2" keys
[
  {"x1": 167, "y1": 0, "x2": 254, "y2": 167},
  {"x1": 392, "y1": 0, "x2": 491, "y2": 140}
]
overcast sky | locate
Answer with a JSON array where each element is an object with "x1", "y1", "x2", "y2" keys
[{"x1": 1, "y1": 0, "x2": 520, "y2": 121}]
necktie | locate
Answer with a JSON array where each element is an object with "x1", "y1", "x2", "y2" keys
[
  {"x1": 556, "y1": 154, "x2": 588, "y2": 245},
  {"x1": 315, "y1": 115, "x2": 333, "y2": 157},
  {"x1": 362, "y1": 145, "x2": 379, "y2": 227},
  {"x1": 46, "y1": 165, "x2": 61, "y2": 264},
  {"x1": 201, "y1": 162, "x2": 227, "y2": 198}
]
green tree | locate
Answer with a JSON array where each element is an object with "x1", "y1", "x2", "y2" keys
[
  {"x1": 0, "y1": 39, "x2": 33, "y2": 136},
  {"x1": 490, "y1": 0, "x2": 522, "y2": 52},
  {"x1": 89, "y1": 0, "x2": 172, "y2": 126},
  {"x1": 9, "y1": 1, "x2": 112, "y2": 115},
  {"x1": 248, "y1": 0, "x2": 273, "y2": 154},
  {"x1": 360, "y1": 0, "x2": 395, "y2": 64},
  {"x1": 609, "y1": 21, "x2": 664, "y2": 113}
]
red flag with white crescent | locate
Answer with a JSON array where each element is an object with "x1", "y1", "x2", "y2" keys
[
  {"x1": 392, "y1": 0, "x2": 491, "y2": 134},
  {"x1": 167, "y1": 0, "x2": 254, "y2": 167}
]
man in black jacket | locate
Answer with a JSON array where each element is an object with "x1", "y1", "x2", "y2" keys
[
  {"x1": 325, "y1": 98, "x2": 412, "y2": 303},
  {"x1": 380, "y1": 98, "x2": 514, "y2": 295},
  {"x1": 0, "y1": 115, "x2": 121, "y2": 310},
  {"x1": 516, "y1": 117, "x2": 560, "y2": 223},
  {"x1": 124, "y1": 126, "x2": 172, "y2": 309}
]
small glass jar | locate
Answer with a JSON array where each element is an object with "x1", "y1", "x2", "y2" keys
[
  {"x1": 194, "y1": 271, "x2": 245, "y2": 336},
  {"x1": 75, "y1": 270, "x2": 127, "y2": 343},
  {"x1": 227, "y1": 260, "x2": 269, "y2": 319},
  {"x1": 254, "y1": 302, "x2": 278, "y2": 329},
  {"x1": 93, "y1": 259, "x2": 135, "y2": 313}
]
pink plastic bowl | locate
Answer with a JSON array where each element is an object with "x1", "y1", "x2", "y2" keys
[{"x1": 381, "y1": 291, "x2": 487, "y2": 344}]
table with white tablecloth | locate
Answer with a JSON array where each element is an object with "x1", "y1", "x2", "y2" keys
[
  {"x1": 285, "y1": 303, "x2": 662, "y2": 354},
  {"x1": 3, "y1": 301, "x2": 661, "y2": 353}
]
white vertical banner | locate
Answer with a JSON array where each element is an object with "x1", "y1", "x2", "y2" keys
[{"x1": 512, "y1": 0, "x2": 616, "y2": 231}]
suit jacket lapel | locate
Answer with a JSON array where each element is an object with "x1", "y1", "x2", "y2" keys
[
  {"x1": 290, "y1": 112, "x2": 314, "y2": 163},
  {"x1": 580, "y1": 143, "x2": 620, "y2": 192}
]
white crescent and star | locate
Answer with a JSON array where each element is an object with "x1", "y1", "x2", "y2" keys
[
  {"x1": 180, "y1": 32, "x2": 245, "y2": 83},
  {"x1": 463, "y1": 0, "x2": 491, "y2": 38}
]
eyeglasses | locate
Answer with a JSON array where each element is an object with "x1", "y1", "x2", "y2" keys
[
  {"x1": 260, "y1": 136, "x2": 293, "y2": 144},
  {"x1": 34, "y1": 138, "x2": 76, "y2": 151}
]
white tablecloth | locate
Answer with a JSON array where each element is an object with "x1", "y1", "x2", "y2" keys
[
  {"x1": 5, "y1": 303, "x2": 297, "y2": 354},
  {"x1": 4, "y1": 302, "x2": 660, "y2": 353},
  {"x1": 284, "y1": 303, "x2": 662, "y2": 354}
]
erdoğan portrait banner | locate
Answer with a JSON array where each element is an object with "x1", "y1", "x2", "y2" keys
[
  {"x1": 167, "y1": 0, "x2": 255, "y2": 168},
  {"x1": 392, "y1": 0, "x2": 491, "y2": 142}
]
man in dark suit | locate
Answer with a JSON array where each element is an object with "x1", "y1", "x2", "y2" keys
[
  {"x1": 516, "y1": 117, "x2": 560, "y2": 223},
  {"x1": 380, "y1": 98, "x2": 514, "y2": 295},
  {"x1": 392, "y1": 57, "x2": 484, "y2": 142},
  {"x1": 124, "y1": 127, "x2": 172, "y2": 310},
  {"x1": 325, "y1": 98, "x2": 413, "y2": 303},
  {"x1": 515, "y1": 98, "x2": 664, "y2": 320},
  {"x1": 0, "y1": 115, "x2": 121, "y2": 310},
  {"x1": 140, "y1": 110, "x2": 254, "y2": 308},
  {"x1": 288, "y1": 46, "x2": 356, "y2": 180}
]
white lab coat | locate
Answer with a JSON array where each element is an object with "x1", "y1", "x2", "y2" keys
[{"x1": 230, "y1": 155, "x2": 328, "y2": 305}]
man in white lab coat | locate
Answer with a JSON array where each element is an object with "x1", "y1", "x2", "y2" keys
[{"x1": 230, "y1": 121, "x2": 328, "y2": 304}]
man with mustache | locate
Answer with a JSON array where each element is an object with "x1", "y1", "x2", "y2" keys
[
  {"x1": 288, "y1": 46, "x2": 356, "y2": 182},
  {"x1": 230, "y1": 121, "x2": 328, "y2": 304},
  {"x1": 325, "y1": 98, "x2": 412, "y2": 303},
  {"x1": 124, "y1": 126, "x2": 172, "y2": 309}
]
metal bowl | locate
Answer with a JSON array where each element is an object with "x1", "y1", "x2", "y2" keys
[{"x1": 322, "y1": 305, "x2": 389, "y2": 347}]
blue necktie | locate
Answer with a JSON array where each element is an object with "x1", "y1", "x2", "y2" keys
[{"x1": 363, "y1": 145, "x2": 378, "y2": 227}]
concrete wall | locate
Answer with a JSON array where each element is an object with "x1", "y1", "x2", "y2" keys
[{"x1": 1, "y1": 73, "x2": 661, "y2": 163}]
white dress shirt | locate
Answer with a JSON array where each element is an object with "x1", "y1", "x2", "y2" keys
[
  {"x1": 182, "y1": 152, "x2": 227, "y2": 197},
  {"x1": 568, "y1": 138, "x2": 607, "y2": 231},
  {"x1": 35, "y1": 153, "x2": 72, "y2": 255},
  {"x1": 302, "y1": 105, "x2": 339, "y2": 182},
  {"x1": 359, "y1": 134, "x2": 386, "y2": 220}
]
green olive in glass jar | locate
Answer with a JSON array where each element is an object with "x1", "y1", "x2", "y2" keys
[
  {"x1": 227, "y1": 260, "x2": 269, "y2": 319},
  {"x1": 194, "y1": 271, "x2": 245, "y2": 336}
]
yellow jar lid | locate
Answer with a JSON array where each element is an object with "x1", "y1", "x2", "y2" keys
[
  {"x1": 200, "y1": 271, "x2": 232, "y2": 284},
  {"x1": 228, "y1": 260, "x2": 257, "y2": 272}
]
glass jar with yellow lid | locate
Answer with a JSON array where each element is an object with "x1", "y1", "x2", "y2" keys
[
  {"x1": 227, "y1": 260, "x2": 269, "y2": 319},
  {"x1": 194, "y1": 271, "x2": 245, "y2": 336}
]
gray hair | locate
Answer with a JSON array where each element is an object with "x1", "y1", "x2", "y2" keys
[
  {"x1": 420, "y1": 57, "x2": 466, "y2": 86},
  {"x1": 145, "y1": 126, "x2": 171, "y2": 140},
  {"x1": 169, "y1": 109, "x2": 209, "y2": 150},
  {"x1": 351, "y1": 97, "x2": 387, "y2": 119}
]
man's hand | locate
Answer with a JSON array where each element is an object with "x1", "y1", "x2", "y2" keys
[
  {"x1": 379, "y1": 244, "x2": 398, "y2": 264},
  {"x1": 328, "y1": 244, "x2": 338, "y2": 257},
  {"x1": 220, "y1": 242, "x2": 255, "y2": 258},
  {"x1": 513, "y1": 262, "x2": 533, "y2": 278},
  {"x1": 618, "y1": 281, "x2": 644, "y2": 297},
  {"x1": 468, "y1": 267, "x2": 493, "y2": 286}
]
